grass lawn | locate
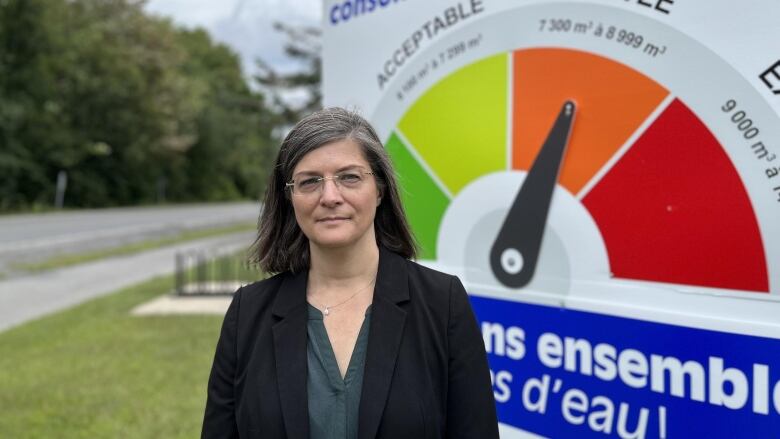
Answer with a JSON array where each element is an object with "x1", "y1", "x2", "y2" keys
[
  {"x1": 0, "y1": 275, "x2": 231, "y2": 438},
  {"x1": 14, "y1": 222, "x2": 256, "y2": 273}
]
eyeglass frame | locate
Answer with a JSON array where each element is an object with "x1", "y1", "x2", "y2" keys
[{"x1": 285, "y1": 170, "x2": 375, "y2": 195}]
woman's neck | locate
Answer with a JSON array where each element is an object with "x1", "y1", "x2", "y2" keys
[{"x1": 308, "y1": 239, "x2": 379, "y2": 289}]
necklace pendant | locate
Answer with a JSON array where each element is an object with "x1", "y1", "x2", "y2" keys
[{"x1": 323, "y1": 307, "x2": 330, "y2": 316}]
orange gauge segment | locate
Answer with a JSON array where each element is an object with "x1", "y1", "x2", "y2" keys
[{"x1": 512, "y1": 48, "x2": 669, "y2": 194}]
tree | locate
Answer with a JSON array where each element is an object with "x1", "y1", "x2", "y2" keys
[
  {"x1": 0, "y1": 0, "x2": 278, "y2": 210},
  {"x1": 254, "y1": 22, "x2": 322, "y2": 127},
  {"x1": 0, "y1": 0, "x2": 72, "y2": 209},
  {"x1": 174, "y1": 27, "x2": 275, "y2": 202}
]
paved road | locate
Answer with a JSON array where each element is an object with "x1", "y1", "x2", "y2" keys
[
  {"x1": 0, "y1": 231, "x2": 254, "y2": 333},
  {"x1": 0, "y1": 202, "x2": 258, "y2": 255},
  {"x1": 0, "y1": 203, "x2": 261, "y2": 332}
]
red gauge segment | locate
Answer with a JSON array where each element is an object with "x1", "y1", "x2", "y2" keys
[{"x1": 582, "y1": 99, "x2": 769, "y2": 292}]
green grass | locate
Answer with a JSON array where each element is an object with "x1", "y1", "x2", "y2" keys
[
  {"x1": 15, "y1": 222, "x2": 256, "y2": 273},
  {"x1": 0, "y1": 275, "x2": 230, "y2": 438}
]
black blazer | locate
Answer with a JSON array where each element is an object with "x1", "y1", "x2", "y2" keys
[{"x1": 202, "y1": 246, "x2": 499, "y2": 438}]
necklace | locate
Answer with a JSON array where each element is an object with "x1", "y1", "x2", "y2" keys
[{"x1": 311, "y1": 276, "x2": 376, "y2": 316}]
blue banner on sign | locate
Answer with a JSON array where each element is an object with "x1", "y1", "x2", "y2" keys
[{"x1": 469, "y1": 296, "x2": 780, "y2": 438}]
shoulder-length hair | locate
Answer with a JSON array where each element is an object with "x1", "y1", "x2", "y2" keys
[{"x1": 250, "y1": 107, "x2": 418, "y2": 273}]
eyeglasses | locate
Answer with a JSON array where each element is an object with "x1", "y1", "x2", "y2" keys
[{"x1": 286, "y1": 171, "x2": 374, "y2": 195}]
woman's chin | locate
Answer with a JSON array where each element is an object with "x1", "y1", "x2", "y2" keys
[
  {"x1": 310, "y1": 234, "x2": 355, "y2": 250},
  {"x1": 309, "y1": 229, "x2": 376, "y2": 252}
]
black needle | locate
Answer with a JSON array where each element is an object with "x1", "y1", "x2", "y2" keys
[{"x1": 490, "y1": 101, "x2": 576, "y2": 288}]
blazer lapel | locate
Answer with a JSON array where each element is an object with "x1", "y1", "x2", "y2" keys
[
  {"x1": 358, "y1": 247, "x2": 410, "y2": 439},
  {"x1": 272, "y1": 270, "x2": 309, "y2": 439}
]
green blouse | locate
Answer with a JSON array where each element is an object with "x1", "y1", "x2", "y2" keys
[{"x1": 306, "y1": 304, "x2": 372, "y2": 439}]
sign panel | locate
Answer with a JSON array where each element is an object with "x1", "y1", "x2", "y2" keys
[{"x1": 323, "y1": 1, "x2": 780, "y2": 437}]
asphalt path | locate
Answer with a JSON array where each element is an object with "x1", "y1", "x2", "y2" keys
[
  {"x1": 0, "y1": 231, "x2": 254, "y2": 333},
  {"x1": 0, "y1": 203, "x2": 260, "y2": 333}
]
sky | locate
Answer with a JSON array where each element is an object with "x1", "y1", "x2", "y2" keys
[{"x1": 144, "y1": 0, "x2": 322, "y2": 77}]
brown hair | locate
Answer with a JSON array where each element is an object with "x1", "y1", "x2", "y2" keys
[{"x1": 250, "y1": 107, "x2": 417, "y2": 273}]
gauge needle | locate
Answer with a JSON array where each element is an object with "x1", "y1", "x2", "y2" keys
[{"x1": 490, "y1": 100, "x2": 576, "y2": 288}]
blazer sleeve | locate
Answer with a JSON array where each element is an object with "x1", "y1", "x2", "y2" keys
[
  {"x1": 446, "y1": 276, "x2": 500, "y2": 439},
  {"x1": 201, "y1": 287, "x2": 242, "y2": 439}
]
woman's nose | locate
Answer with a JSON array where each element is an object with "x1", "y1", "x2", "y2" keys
[{"x1": 319, "y1": 178, "x2": 343, "y2": 204}]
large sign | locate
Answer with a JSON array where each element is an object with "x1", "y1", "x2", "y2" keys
[{"x1": 323, "y1": 1, "x2": 780, "y2": 437}]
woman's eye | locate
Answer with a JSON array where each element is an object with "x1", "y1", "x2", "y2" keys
[
  {"x1": 339, "y1": 173, "x2": 361, "y2": 184},
  {"x1": 298, "y1": 177, "x2": 321, "y2": 189}
]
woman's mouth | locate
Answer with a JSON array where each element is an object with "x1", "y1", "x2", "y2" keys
[{"x1": 318, "y1": 216, "x2": 348, "y2": 223}]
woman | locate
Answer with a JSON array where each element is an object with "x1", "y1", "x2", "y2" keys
[{"x1": 202, "y1": 108, "x2": 498, "y2": 439}]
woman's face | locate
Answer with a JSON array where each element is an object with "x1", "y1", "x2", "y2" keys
[{"x1": 289, "y1": 139, "x2": 381, "y2": 253}]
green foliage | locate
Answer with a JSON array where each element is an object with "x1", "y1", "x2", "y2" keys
[{"x1": 0, "y1": 0, "x2": 276, "y2": 210}]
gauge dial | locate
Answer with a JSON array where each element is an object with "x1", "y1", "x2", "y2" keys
[
  {"x1": 375, "y1": 4, "x2": 779, "y2": 299},
  {"x1": 365, "y1": 3, "x2": 780, "y2": 437}
]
